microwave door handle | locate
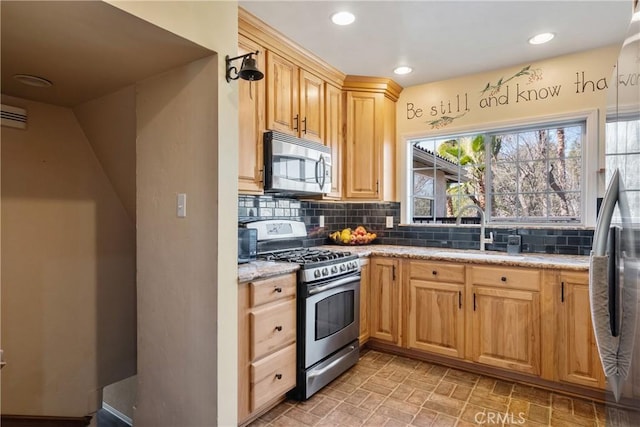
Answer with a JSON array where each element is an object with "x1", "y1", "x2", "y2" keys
[
  {"x1": 319, "y1": 155, "x2": 326, "y2": 190},
  {"x1": 315, "y1": 156, "x2": 326, "y2": 190}
]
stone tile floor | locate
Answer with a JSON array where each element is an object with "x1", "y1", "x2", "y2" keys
[{"x1": 249, "y1": 350, "x2": 640, "y2": 427}]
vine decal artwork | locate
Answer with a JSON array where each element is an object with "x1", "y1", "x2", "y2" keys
[
  {"x1": 427, "y1": 111, "x2": 469, "y2": 129},
  {"x1": 480, "y1": 65, "x2": 543, "y2": 96},
  {"x1": 407, "y1": 63, "x2": 611, "y2": 131}
]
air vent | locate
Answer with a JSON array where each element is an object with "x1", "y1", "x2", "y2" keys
[{"x1": 1, "y1": 104, "x2": 27, "y2": 129}]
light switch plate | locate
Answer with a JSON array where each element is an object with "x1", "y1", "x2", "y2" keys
[
  {"x1": 319, "y1": 215, "x2": 325, "y2": 228},
  {"x1": 177, "y1": 193, "x2": 187, "y2": 218},
  {"x1": 386, "y1": 216, "x2": 394, "y2": 228}
]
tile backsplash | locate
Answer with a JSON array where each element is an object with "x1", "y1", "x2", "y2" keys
[{"x1": 238, "y1": 195, "x2": 593, "y2": 255}]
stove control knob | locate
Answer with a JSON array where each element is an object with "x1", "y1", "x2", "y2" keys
[
  {"x1": 314, "y1": 269, "x2": 321, "y2": 278},
  {"x1": 331, "y1": 266, "x2": 338, "y2": 274},
  {"x1": 340, "y1": 264, "x2": 346, "y2": 272},
  {"x1": 322, "y1": 268, "x2": 329, "y2": 276},
  {"x1": 351, "y1": 261, "x2": 358, "y2": 269}
]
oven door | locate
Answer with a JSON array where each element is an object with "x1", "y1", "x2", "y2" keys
[{"x1": 304, "y1": 273, "x2": 360, "y2": 368}]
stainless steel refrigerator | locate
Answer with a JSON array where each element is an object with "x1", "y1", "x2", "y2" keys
[{"x1": 590, "y1": 4, "x2": 640, "y2": 416}]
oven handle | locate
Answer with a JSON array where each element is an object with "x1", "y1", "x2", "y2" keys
[
  {"x1": 307, "y1": 274, "x2": 360, "y2": 296},
  {"x1": 308, "y1": 344, "x2": 357, "y2": 379}
]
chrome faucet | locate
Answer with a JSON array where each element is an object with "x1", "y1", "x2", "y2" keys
[{"x1": 456, "y1": 204, "x2": 494, "y2": 251}]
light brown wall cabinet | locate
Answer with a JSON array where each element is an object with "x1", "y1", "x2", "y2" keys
[
  {"x1": 266, "y1": 52, "x2": 324, "y2": 144},
  {"x1": 343, "y1": 77, "x2": 401, "y2": 201},
  {"x1": 324, "y1": 83, "x2": 343, "y2": 199},
  {"x1": 407, "y1": 261, "x2": 466, "y2": 359},
  {"x1": 238, "y1": 35, "x2": 266, "y2": 194},
  {"x1": 238, "y1": 273, "x2": 297, "y2": 424},
  {"x1": 556, "y1": 271, "x2": 605, "y2": 388},
  {"x1": 370, "y1": 257, "x2": 401, "y2": 345},
  {"x1": 469, "y1": 266, "x2": 541, "y2": 376},
  {"x1": 359, "y1": 258, "x2": 370, "y2": 344}
]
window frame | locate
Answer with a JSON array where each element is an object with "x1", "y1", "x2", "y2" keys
[
  {"x1": 605, "y1": 110, "x2": 640, "y2": 222},
  {"x1": 402, "y1": 110, "x2": 599, "y2": 227}
]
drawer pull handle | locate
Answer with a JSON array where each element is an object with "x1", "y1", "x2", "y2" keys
[
  {"x1": 274, "y1": 287, "x2": 282, "y2": 293},
  {"x1": 501, "y1": 276, "x2": 507, "y2": 282},
  {"x1": 275, "y1": 373, "x2": 282, "y2": 380},
  {"x1": 432, "y1": 270, "x2": 437, "y2": 275},
  {"x1": 275, "y1": 325, "x2": 283, "y2": 332}
]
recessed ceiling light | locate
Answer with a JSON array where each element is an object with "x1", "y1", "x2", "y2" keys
[
  {"x1": 13, "y1": 74, "x2": 53, "y2": 87},
  {"x1": 394, "y1": 66, "x2": 413, "y2": 75},
  {"x1": 528, "y1": 32, "x2": 555, "y2": 45},
  {"x1": 331, "y1": 11, "x2": 355, "y2": 26}
]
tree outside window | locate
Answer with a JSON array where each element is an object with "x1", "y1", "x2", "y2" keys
[{"x1": 409, "y1": 121, "x2": 584, "y2": 223}]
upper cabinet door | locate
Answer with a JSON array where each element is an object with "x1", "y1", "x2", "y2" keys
[
  {"x1": 299, "y1": 69, "x2": 324, "y2": 144},
  {"x1": 344, "y1": 91, "x2": 383, "y2": 199},
  {"x1": 266, "y1": 52, "x2": 299, "y2": 136},
  {"x1": 324, "y1": 84, "x2": 342, "y2": 198},
  {"x1": 238, "y1": 36, "x2": 266, "y2": 194}
]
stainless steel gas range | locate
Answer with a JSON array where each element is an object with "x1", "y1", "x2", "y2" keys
[{"x1": 246, "y1": 219, "x2": 361, "y2": 400}]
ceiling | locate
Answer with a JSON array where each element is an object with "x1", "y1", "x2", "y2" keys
[
  {"x1": 240, "y1": 1, "x2": 634, "y2": 87},
  {"x1": 1, "y1": 1, "x2": 213, "y2": 107}
]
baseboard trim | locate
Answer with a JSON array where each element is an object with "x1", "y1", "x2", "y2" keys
[
  {"x1": 1, "y1": 414, "x2": 91, "y2": 427},
  {"x1": 102, "y1": 403, "x2": 133, "y2": 426}
]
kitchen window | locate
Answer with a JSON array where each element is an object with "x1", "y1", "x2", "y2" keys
[
  {"x1": 407, "y1": 118, "x2": 587, "y2": 224},
  {"x1": 605, "y1": 113, "x2": 640, "y2": 221}
]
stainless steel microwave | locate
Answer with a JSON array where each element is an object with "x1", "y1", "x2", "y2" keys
[{"x1": 263, "y1": 130, "x2": 332, "y2": 195}]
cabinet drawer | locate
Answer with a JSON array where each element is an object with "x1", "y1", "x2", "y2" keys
[
  {"x1": 410, "y1": 261, "x2": 465, "y2": 283},
  {"x1": 251, "y1": 299, "x2": 296, "y2": 360},
  {"x1": 470, "y1": 266, "x2": 540, "y2": 291},
  {"x1": 250, "y1": 273, "x2": 296, "y2": 307},
  {"x1": 251, "y1": 343, "x2": 296, "y2": 411}
]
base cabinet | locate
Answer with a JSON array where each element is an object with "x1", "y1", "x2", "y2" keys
[
  {"x1": 369, "y1": 257, "x2": 401, "y2": 344},
  {"x1": 359, "y1": 258, "x2": 370, "y2": 344},
  {"x1": 238, "y1": 273, "x2": 297, "y2": 424},
  {"x1": 556, "y1": 271, "x2": 605, "y2": 388},
  {"x1": 407, "y1": 261, "x2": 465, "y2": 359},
  {"x1": 468, "y1": 266, "x2": 541, "y2": 376}
]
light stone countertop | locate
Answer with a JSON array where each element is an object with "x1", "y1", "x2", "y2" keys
[
  {"x1": 237, "y1": 245, "x2": 590, "y2": 283},
  {"x1": 237, "y1": 260, "x2": 299, "y2": 283},
  {"x1": 319, "y1": 244, "x2": 590, "y2": 271}
]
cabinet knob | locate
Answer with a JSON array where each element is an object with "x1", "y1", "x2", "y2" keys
[
  {"x1": 501, "y1": 276, "x2": 507, "y2": 282},
  {"x1": 274, "y1": 287, "x2": 282, "y2": 293},
  {"x1": 275, "y1": 325, "x2": 283, "y2": 331},
  {"x1": 432, "y1": 270, "x2": 438, "y2": 275},
  {"x1": 275, "y1": 373, "x2": 282, "y2": 380}
]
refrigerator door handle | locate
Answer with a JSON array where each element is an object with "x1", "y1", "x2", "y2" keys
[{"x1": 592, "y1": 170, "x2": 619, "y2": 257}]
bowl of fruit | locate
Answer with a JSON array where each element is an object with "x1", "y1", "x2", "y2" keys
[{"x1": 329, "y1": 226, "x2": 377, "y2": 245}]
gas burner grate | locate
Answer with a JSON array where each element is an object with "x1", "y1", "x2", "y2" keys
[{"x1": 261, "y1": 248, "x2": 352, "y2": 264}]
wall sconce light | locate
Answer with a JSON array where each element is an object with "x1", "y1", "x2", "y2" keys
[{"x1": 226, "y1": 50, "x2": 264, "y2": 83}]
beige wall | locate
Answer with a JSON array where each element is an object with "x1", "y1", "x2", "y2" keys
[
  {"x1": 397, "y1": 46, "x2": 621, "y2": 225},
  {"x1": 1, "y1": 94, "x2": 136, "y2": 416},
  {"x1": 74, "y1": 86, "x2": 137, "y2": 222},
  {"x1": 136, "y1": 55, "x2": 220, "y2": 427},
  {"x1": 106, "y1": 2, "x2": 239, "y2": 425}
]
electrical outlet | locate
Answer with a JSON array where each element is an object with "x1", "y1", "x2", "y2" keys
[
  {"x1": 319, "y1": 215, "x2": 325, "y2": 228},
  {"x1": 385, "y1": 216, "x2": 394, "y2": 228}
]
